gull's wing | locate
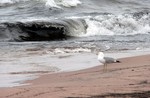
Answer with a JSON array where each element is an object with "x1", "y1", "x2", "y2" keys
[{"x1": 104, "y1": 57, "x2": 116, "y2": 63}]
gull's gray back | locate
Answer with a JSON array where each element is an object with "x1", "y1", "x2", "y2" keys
[{"x1": 104, "y1": 57, "x2": 116, "y2": 63}]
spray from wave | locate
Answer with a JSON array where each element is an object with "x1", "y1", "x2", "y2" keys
[
  {"x1": 0, "y1": 0, "x2": 28, "y2": 6},
  {"x1": 84, "y1": 12, "x2": 150, "y2": 36},
  {"x1": 0, "y1": 0, "x2": 82, "y2": 8},
  {"x1": 45, "y1": 0, "x2": 82, "y2": 8}
]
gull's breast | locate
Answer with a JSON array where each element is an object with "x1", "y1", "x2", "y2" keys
[{"x1": 98, "y1": 58, "x2": 106, "y2": 64}]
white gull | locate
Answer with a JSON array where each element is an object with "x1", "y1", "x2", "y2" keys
[{"x1": 98, "y1": 52, "x2": 120, "y2": 71}]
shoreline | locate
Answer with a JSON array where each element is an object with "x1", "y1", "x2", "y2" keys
[
  {"x1": 0, "y1": 48, "x2": 150, "y2": 88},
  {"x1": 0, "y1": 54, "x2": 150, "y2": 98}
]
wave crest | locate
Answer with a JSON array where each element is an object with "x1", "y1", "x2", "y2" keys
[
  {"x1": 84, "y1": 13, "x2": 150, "y2": 36},
  {"x1": 45, "y1": 0, "x2": 82, "y2": 8},
  {"x1": 0, "y1": 18, "x2": 87, "y2": 41},
  {"x1": 0, "y1": 0, "x2": 82, "y2": 8},
  {"x1": 0, "y1": 0, "x2": 28, "y2": 6},
  {"x1": 0, "y1": 11, "x2": 150, "y2": 42}
]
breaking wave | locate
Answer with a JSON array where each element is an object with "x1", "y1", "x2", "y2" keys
[
  {"x1": 85, "y1": 12, "x2": 150, "y2": 36},
  {"x1": 0, "y1": 0, "x2": 82, "y2": 8},
  {"x1": 0, "y1": 0, "x2": 29, "y2": 6},
  {"x1": 0, "y1": 18, "x2": 87, "y2": 41},
  {"x1": 0, "y1": 11, "x2": 150, "y2": 42},
  {"x1": 44, "y1": 0, "x2": 82, "y2": 8}
]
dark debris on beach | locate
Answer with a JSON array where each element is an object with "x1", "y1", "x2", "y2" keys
[{"x1": 67, "y1": 91, "x2": 150, "y2": 98}]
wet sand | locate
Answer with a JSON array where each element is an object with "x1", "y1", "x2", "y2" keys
[{"x1": 0, "y1": 54, "x2": 150, "y2": 98}]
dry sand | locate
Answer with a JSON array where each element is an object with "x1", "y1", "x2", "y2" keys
[{"x1": 0, "y1": 54, "x2": 150, "y2": 98}]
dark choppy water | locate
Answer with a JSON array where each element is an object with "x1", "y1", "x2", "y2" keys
[{"x1": 0, "y1": 0, "x2": 150, "y2": 51}]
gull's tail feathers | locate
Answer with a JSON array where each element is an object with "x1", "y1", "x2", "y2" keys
[{"x1": 116, "y1": 60, "x2": 121, "y2": 63}]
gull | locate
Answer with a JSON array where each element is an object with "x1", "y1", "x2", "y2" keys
[{"x1": 98, "y1": 52, "x2": 120, "y2": 71}]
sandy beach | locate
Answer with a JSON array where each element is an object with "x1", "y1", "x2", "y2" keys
[{"x1": 0, "y1": 54, "x2": 150, "y2": 98}]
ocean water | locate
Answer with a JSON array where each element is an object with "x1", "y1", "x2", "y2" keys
[{"x1": 0, "y1": 0, "x2": 150, "y2": 87}]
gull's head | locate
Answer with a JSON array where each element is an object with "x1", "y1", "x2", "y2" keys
[
  {"x1": 98, "y1": 52, "x2": 104, "y2": 56},
  {"x1": 98, "y1": 52, "x2": 104, "y2": 58}
]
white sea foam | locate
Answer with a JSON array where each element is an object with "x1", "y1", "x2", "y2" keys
[
  {"x1": 53, "y1": 48, "x2": 91, "y2": 54},
  {"x1": 59, "y1": 0, "x2": 82, "y2": 7},
  {"x1": 63, "y1": 13, "x2": 150, "y2": 37},
  {"x1": 0, "y1": 0, "x2": 20, "y2": 6},
  {"x1": 0, "y1": 0, "x2": 81, "y2": 8},
  {"x1": 0, "y1": 0, "x2": 14, "y2": 4},
  {"x1": 45, "y1": 48, "x2": 91, "y2": 54},
  {"x1": 84, "y1": 14, "x2": 150, "y2": 36},
  {"x1": 0, "y1": 0, "x2": 28, "y2": 5},
  {"x1": 44, "y1": 0, "x2": 82, "y2": 8},
  {"x1": 45, "y1": 0, "x2": 61, "y2": 8}
]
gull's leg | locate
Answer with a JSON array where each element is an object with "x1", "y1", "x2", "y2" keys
[
  {"x1": 103, "y1": 63, "x2": 106, "y2": 72},
  {"x1": 106, "y1": 64, "x2": 107, "y2": 72}
]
